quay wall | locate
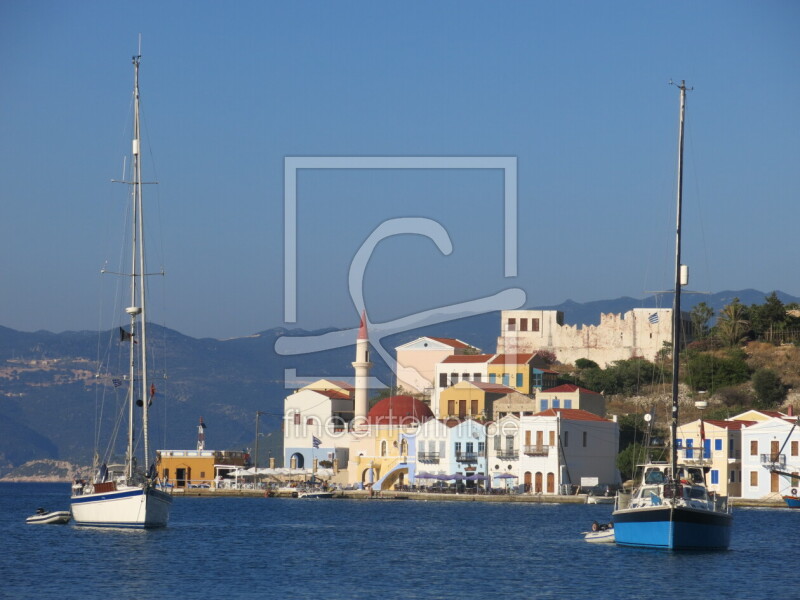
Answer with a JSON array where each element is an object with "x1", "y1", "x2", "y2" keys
[{"x1": 170, "y1": 488, "x2": 786, "y2": 507}]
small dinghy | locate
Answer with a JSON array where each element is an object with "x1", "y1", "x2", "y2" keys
[
  {"x1": 583, "y1": 521, "x2": 615, "y2": 543},
  {"x1": 26, "y1": 508, "x2": 71, "y2": 525}
]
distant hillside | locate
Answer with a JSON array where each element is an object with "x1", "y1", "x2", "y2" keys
[{"x1": 0, "y1": 289, "x2": 796, "y2": 474}]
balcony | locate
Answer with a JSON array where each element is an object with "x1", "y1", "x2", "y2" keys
[
  {"x1": 497, "y1": 450, "x2": 519, "y2": 461},
  {"x1": 523, "y1": 445, "x2": 549, "y2": 457},
  {"x1": 455, "y1": 452, "x2": 479, "y2": 463},
  {"x1": 760, "y1": 454, "x2": 786, "y2": 468},
  {"x1": 417, "y1": 452, "x2": 440, "y2": 463}
]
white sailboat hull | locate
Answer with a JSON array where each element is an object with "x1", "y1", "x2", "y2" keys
[{"x1": 71, "y1": 485, "x2": 172, "y2": 528}]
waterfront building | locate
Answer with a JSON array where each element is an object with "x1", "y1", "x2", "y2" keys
[
  {"x1": 495, "y1": 308, "x2": 686, "y2": 368},
  {"x1": 676, "y1": 418, "x2": 754, "y2": 498},
  {"x1": 740, "y1": 414, "x2": 800, "y2": 501},
  {"x1": 488, "y1": 414, "x2": 522, "y2": 487},
  {"x1": 395, "y1": 336, "x2": 477, "y2": 396},
  {"x1": 283, "y1": 380, "x2": 356, "y2": 470},
  {"x1": 516, "y1": 409, "x2": 620, "y2": 494},
  {"x1": 414, "y1": 417, "x2": 487, "y2": 485},
  {"x1": 157, "y1": 418, "x2": 249, "y2": 488}
]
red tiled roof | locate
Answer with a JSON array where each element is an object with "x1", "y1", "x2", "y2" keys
[
  {"x1": 367, "y1": 395, "x2": 434, "y2": 425},
  {"x1": 532, "y1": 408, "x2": 610, "y2": 422},
  {"x1": 428, "y1": 337, "x2": 472, "y2": 349},
  {"x1": 490, "y1": 353, "x2": 534, "y2": 365},
  {"x1": 541, "y1": 384, "x2": 602, "y2": 395},
  {"x1": 441, "y1": 354, "x2": 494, "y2": 364}
]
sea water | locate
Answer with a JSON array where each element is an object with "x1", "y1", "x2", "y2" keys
[{"x1": 3, "y1": 482, "x2": 798, "y2": 599}]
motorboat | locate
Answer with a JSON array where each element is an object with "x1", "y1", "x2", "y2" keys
[
  {"x1": 26, "y1": 508, "x2": 71, "y2": 525},
  {"x1": 297, "y1": 490, "x2": 334, "y2": 499}
]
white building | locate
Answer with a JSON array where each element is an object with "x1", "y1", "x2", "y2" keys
[
  {"x1": 740, "y1": 415, "x2": 800, "y2": 501},
  {"x1": 514, "y1": 409, "x2": 620, "y2": 494},
  {"x1": 414, "y1": 418, "x2": 487, "y2": 484}
]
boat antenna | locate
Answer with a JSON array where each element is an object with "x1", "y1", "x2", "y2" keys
[{"x1": 669, "y1": 79, "x2": 691, "y2": 480}]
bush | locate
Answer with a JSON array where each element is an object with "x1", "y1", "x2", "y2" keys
[
  {"x1": 575, "y1": 358, "x2": 599, "y2": 370},
  {"x1": 752, "y1": 369, "x2": 787, "y2": 409},
  {"x1": 684, "y1": 351, "x2": 751, "y2": 394}
]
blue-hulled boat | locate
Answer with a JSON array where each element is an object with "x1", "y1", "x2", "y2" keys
[
  {"x1": 783, "y1": 493, "x2": 800, "y2": 508},
  {"x1": 611, "y1": 81, "x2": 733, "y2": 550}
]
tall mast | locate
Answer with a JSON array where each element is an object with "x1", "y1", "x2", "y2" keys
[
  {"x1": 670, "y1": 80, "x2": 689, "y2": 478},
  {"x1": 134, "y1": 54, "x2": 151, "y2": 470},
  {"x1": 124, "y1": 54, "x2": 150, "y2": 479}
]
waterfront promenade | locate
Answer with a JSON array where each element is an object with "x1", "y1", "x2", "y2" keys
[{"x1": 172, "y1": 486, "x2": 785, "y2": 507}]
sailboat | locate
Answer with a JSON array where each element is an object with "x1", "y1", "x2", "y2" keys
[
  {"x1": 611, "y1": 81, "x2": 733, "y2": 550},
  {"x1": 70, "y1": 55, "x2": 173, "y2": 528}
]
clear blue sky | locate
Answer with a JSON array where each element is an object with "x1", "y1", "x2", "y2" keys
[{"x1": 2, "y1": 1, "x2": 798, "y2": 339}]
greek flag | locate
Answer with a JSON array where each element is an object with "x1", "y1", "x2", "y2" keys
[
  {"x1": 112, "y1": 378, "x2": 122, "y2": 388},
  {"x1": 312, "y1": 435, "x2": 321, "y2": 448},
  {"x1": 648, "y1": 312, "x2": 659, "y2": 324}
]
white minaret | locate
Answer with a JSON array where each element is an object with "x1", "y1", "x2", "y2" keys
[{"x1": 352, "y1": 310, "x2": 372, "y2": 420}]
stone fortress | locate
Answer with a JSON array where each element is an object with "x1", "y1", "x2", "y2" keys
[{"x1": 496, "y1": 308, "x2": 690, "y2": 368}]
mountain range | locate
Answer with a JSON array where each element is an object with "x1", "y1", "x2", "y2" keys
[{"x1": 1, "y1": 289, "x2": 795, "y2": 476}]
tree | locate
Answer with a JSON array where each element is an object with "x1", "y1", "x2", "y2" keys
[
  {"x1": 750, "y1": 292, "x2": 787, "y2": 343},
  {"x1": 683, "y1": 350, "x2": 751, "y2": 394},
  {"x1": 617, "y1": 442, "x2": 666, "y2": 482},
  {"x1": 714, "y1": 298, "x2": 751, "y2": 347},
  {"x1": 690, "y1": 302, "x2": 714, "y2": 339},
  {"x1": 751, "y1": 368, "x2": 787, "y2": 409},
  {"x1": 575, "y1": 358, "x2": 599, "y2": 370}
]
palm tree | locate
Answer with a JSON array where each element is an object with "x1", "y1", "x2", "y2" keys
[{"x1": 714, "y1": 298, "x2": 750, "y2": 347}]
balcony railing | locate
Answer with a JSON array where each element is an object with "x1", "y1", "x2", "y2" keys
[
  {"x1": 523, "y1": 445, "x2": 549, "y2": 456},
  {"x1": 455, "y1": 452, "x2": 479, "y2": 463},
  {"x1": 497, "y1": 450, "x2": 519, "y2": 461},
  {"x1": 760, "y1": 453, "x2": 786, "y2": 467},
  {"x1": 418, "y1": 452, "x2": 440, "y2": 463}
]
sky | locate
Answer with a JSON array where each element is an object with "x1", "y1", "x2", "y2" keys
[{"x1": 1, "y1": 1, "x2": 798, "y2": 340}]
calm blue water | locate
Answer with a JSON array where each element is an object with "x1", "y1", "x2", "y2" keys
[{"x1": 3, "y1": 483, "x2": 798, "y2": 599}]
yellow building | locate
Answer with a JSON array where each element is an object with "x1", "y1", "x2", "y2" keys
[
  {"x1": 487, "y1": 354, "x2": 557, "y2": 394},
  {"x1": 438, "y1": 380, "x2": 516, "y2": 420},
  {"x1": 156, "y1": 449, "x2": 249, "y2": 488},
  {"x1": 676, "y1": 419, "x2": 755, "y2": 498}
]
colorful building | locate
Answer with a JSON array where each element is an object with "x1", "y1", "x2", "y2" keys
[{"x1": 437, "y1": 380, "x2": 516, "y2": 420}]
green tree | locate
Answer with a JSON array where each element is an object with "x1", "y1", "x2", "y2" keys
[
  {"x1": 616, "y1": 442, "x2": 666, "y2": 481},
  {"x1": 683, "y1": 351, "x2": 751, "y2": 394},
  {"x1": 751, "y1": 368, "x2": 787, "y2": 409},
  {"x1": 714, "y1": 298, "x2": 751, "y2": 347},
  {"x1": 575, "y1": 358, "x2": 599, "y2": 370},
  {"x1": 690, "y1": 302, "x2": 714, "y2": 339},
  {"x1": 750, "y1": 292, "x2": 787, "y2": 342}
]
